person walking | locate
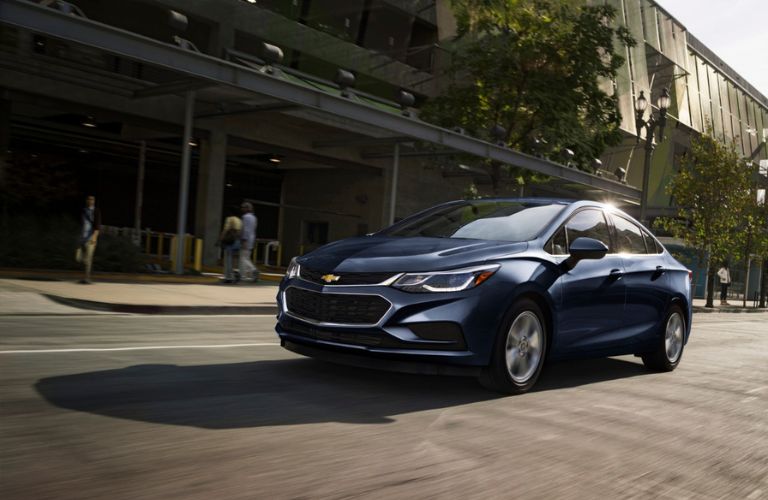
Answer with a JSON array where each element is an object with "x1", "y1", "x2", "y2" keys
[
  {"x1": 239, "y1": 201, "x2": 258, "y2": 282},
  {"x1": 219, "y1": 206, "x2": 242, "y2": 283},
  {"x1": 75, "y1": 195, "x2": 101, "y2": 284},
  {"x1": 717, "y1": 262, "x2": 731, "y2": 305}
]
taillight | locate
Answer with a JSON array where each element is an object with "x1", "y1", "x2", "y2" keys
[{"x1": 687, "y1": 270, "x2": 693, "y2": 283}]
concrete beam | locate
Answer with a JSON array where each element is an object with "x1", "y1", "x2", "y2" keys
[
  {"x1": 133, "y1": 78, "x2": 215, "y2": 99},
  {"x1": 313, "y1": 136, "x2": 414, "y2": 148}
]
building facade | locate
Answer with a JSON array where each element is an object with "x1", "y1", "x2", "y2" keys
[{"x1": 0, "y1": 0, "x2": 765, "y2": 275}]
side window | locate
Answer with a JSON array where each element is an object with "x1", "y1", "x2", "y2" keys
[
  {"x1": 612, "y1": 216, "x2": 646, "y2": 254},
  {"x1": 549, "y1": 228, "x2": 568, "y2": 255},
  {"x1": 565, "y1": 209, "x2": 612, "y2": 251},
  {"x1": 547, "y1": 209, "x2": 611, "y2": 254},
  {"x1": 641, "y1": 229, "x2": 663, "y2": 254}
]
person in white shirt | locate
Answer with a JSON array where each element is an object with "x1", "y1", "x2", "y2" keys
[
  {"x1": 239, "y1": 201, "x2": 258, "y2": 282},
  {"x1": 717, "y1": 262, "x2": 731, "y2": 305}
]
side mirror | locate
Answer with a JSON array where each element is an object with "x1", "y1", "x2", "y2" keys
[{"x1": 565, "y1": 237, "x2": 608, "y2": 269}]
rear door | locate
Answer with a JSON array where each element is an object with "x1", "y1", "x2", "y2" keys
[{"x1": 610, "y1": 214, "x2": 669, "y2": 345}]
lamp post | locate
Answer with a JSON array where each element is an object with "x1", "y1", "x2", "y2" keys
[{"x1": 635, "y1": 87, "x2": 670, "y2": 224}]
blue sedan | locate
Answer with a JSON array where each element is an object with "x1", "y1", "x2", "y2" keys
[{"x1": 275, "y1": 198, "x2": 692, "y2": 394}]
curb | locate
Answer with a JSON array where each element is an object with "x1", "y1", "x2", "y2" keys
[
  {"x1": 0, "y1": 268, "x2": 284, "y2": 285},
  {"x1": 692, "y1": 306, "x2": 767, "y2": 314},
  {"x1": 44, "y1": 294, "x2": 279, "y2": 316}
]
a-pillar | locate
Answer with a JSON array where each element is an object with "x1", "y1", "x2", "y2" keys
[{"x1": 195, "y1": 130, "x2": 227, "y2": 267}]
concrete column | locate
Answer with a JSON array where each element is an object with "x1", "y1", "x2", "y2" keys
[
  {"x1": 380, "y1": 144, "x2": 400, "y2": 228},
  {"x1": 195, "y1": 130, "x2": 227, "y2": 266},
  {"x1": 388, "y1": 143, "x2": 400, "y2": 226},
  {"x1": 0, "y1": 95, "x2": 10, "y2": 189},
  {"x1": 174, "y1": 91, "x2": 196, "y2": 275}
]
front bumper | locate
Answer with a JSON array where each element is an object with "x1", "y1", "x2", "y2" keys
[{"x1": 275, "y1": 277, "x2": 507, "y2": 367}]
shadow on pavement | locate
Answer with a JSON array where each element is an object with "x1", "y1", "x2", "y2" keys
[{"x1": 35, "y1": 356, "x2": 649, "y2": 429}]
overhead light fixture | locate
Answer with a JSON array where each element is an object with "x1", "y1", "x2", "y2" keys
[
  {"x1": 269, "y1": 154, "x2": 281, "y2": 164},
  {"x1": 82, "y1": 116, "x2": 97, "y2": 128},
  {"x1": 188, "y1": 139, "x2": 198, "y2": 147}
]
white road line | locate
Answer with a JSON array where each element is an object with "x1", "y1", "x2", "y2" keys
[{"x1": 0, "y1": 343, "x2": 281, "y2": 354}]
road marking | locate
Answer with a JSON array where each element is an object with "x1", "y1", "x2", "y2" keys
[{"x1": 0, "y1": 343, "x2": 281, "y2": 354}]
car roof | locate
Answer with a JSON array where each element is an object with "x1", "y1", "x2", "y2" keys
[{"x1": 437, "y1": 197, "x2": 628, "y2": 211}]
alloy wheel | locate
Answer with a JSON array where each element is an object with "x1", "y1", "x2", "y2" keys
[
  {"x1": 665, "y1": 311, "x2": 684, "y2": 363},
  {"x1": 505, "y1": 311, "x2": 544, "y2": 383}
]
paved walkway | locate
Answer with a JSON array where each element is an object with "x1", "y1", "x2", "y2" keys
[
  {"x1": 0, "y1": 278, "x2": 280, "y2": 315},
  {"x1": 0, "y1": 276, "x2": 763, "y2": 315}
]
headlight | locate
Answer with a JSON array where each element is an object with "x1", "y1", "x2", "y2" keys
[
  {"x1": 285, "y1": 257, "x2": 301, "y2": 279},
  {"x1": 392, "y1": 264, "x2": 500, "y2": 293}
]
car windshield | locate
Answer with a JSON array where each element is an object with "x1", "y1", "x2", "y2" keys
[{"x1": 381, "y1": 201, "x2": 567, "y2": 242}]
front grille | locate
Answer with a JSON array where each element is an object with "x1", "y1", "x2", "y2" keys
[
  {"x1": 299, "y1": 267, "x2": 396, "y2": 286},
  {"x1": 285, "y1": 287, "x2": 390, "y2": 325}
]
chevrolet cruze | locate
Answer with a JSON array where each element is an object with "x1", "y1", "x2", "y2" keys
[{"x1": 275, "y1": 198, "x2": 692, "y2": 394}]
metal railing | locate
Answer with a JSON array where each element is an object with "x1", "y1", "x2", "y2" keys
[{"x1": 101, "y1": 226, "x2": 283, "y2": 271}]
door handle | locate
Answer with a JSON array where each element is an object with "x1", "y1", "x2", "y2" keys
[
  {"x1": 609, "y1": 268, "x2": 624, "y2": 278},
  {"x1": 655, "y1": 266, "x2": 666, "y2": 274}
]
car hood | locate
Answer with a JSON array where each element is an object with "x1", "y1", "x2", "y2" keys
[{"x1": 297, "y1": 236, "x2": 528, "y2": 272}]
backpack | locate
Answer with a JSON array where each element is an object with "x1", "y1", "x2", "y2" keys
[{"x1": 221, "y1": 220, "x2": 240, "y2": 245}]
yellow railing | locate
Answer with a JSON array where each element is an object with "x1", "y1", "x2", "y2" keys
[{"x1": 102, "y1": 225, "x2": 283, "y2": 271}]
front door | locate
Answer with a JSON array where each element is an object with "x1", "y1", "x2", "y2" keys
[{"x1": 551, "y1": 209, "x2": 627, "y2": 355}]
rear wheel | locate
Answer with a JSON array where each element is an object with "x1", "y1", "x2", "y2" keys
[
  {"x1": 480, "y1": 299, "x2": 547, "y2": 394},
  {"x1": 641, "y1": 305, "x2": 685, "y2": 372}
]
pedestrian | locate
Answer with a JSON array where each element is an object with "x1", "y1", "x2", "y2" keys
[
  {"x1": 239, "y1": 201, "x2": 259, "y2": 282},
  {"x1": 75, "y1": 195, "x2": 101, "y2": 284},
  {"x1": 717, "y1": 261, "x2": 731, "y2": 305},
  {"x1": 219, "y1": 205, "x2": 242, "y2": 283}
]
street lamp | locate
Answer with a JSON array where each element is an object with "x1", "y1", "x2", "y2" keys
[{"x1": 635, "y1": 87, "x2": 670, "y2": 223}]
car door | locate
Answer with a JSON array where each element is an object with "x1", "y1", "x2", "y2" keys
[
  {"x1": 610, "y1": 214, "x2": 669, "y2": 345},
  {"x1": 550, "y1": 208, "x2": 626, "y2": 354}
]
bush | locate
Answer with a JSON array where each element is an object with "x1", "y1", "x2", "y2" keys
[{"x1": 0, "y1": 215, "x2": 142, "y2": 273}]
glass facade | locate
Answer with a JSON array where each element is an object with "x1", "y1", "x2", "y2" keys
[{"x1": 601, "y1": 0, "x2": 768, "y2": 209}]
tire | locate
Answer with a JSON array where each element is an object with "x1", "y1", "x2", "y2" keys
[
  {"x1": 480, "y1": 298, "x2": 548, "y2": 394},
  {"x1": 641, "y1": 304, "x2": 686, "y2": 372}
]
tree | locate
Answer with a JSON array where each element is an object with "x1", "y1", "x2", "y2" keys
[
  {"x1": 656, "y1": 131, "x2": 752, "y2": 308},
  {"x1": 420, "y1": 0, "x2": 635, "y2": 193},
  {"x1": 735, "y1": 170, "x2": 768, "y2": 307}
]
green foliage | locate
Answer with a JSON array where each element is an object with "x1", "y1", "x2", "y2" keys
[
  {"x1": 655, "y1": 131, "x2": 752, "y2": 263},
  {"x1": 734, "y1": 166, "x2": 768, "y2": 262},
  {"x1": 421, "y1": 0, "x2": 634, "y2": 191},
  {"x1": 0, "y1": 215, "x2": 142, "y2": 273},
  {"x1": 93, "y1": 234, "x2": 143, "y2": 273},
  {"x1": 655, "y1": 130, "x2": 753, "y2": 306},
  {"x1": 463, "y1": 183, "x2": 482, "y2": 199}
]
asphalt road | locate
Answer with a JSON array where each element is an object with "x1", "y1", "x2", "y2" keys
[{"x1": 1, "y1": 313, "x2": 767, "y2": 499}]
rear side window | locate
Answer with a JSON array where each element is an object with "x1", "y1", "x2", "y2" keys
[
  {"x1": 547, "y1": 209, "x2": 611, "y2": 254},
  {"x1": 612, "y1": 215, "x2": 646, "y2": 254},
  {"x1": 641, "y1": 229, "x2": 663, "y2": 254}
]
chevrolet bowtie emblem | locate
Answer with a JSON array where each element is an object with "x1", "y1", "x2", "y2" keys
[{"x1": 321, "y1": 274, "x2": 341, "y2": 283}]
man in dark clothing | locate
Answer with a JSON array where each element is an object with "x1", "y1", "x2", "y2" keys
[{"x1": 76, "y1": 195, "x2": 101, "y2": 284}]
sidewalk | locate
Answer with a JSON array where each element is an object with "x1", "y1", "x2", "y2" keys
[
  {"x1": 0, "y1": 277, "x2": 280, "y2": 315},
  {"x1": 0, "y1": 272, "x2": 764, "y2": 316}
]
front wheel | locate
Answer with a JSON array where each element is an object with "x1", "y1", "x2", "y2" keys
[
  {"x1": 641, "y1": 305, "x2": 686, "y2": 372},
  {"x1": 480, "y1": 299, "x2": 548, "y2": 394}
]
